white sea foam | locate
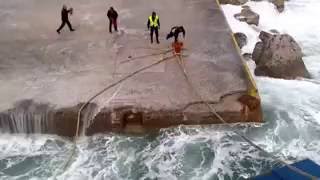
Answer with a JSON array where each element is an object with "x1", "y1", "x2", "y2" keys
[{"x1": 221, "y1": 0, "x2": 320, "y2": 166}]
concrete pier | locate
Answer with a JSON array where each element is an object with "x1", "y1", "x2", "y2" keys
[{"x1": 0, "y1": 0, "x2": 262, "y2": 136}]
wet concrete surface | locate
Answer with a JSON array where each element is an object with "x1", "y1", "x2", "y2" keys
[{"x1": 0, "y1": 0, "x2": 262, "y2": 135}]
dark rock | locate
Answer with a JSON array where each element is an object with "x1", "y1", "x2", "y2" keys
[
  {"x1": 270, "y1": 29, "x2": 280, "y2": 34},
  {"x1": 242, "y1": 53, "x2": 252, "y2": 60},
  {"x1": 219, "y1": 0, "x2": 248, "y2": 5},
  {"x1": 252, "y1": 42, "x2": 264, "y2": 64},
  {"x1": 234, "y1": 6, "x2": 260, "y2": 26},
  {"x1": 234, "y1": 32, "x2": 248, "y2": 49},
  {"x1": 270, "y1": 0, "x2": 285, "y2": 12},
  {"x1": 259, "y1": 30, "x2": 273, "y2": 43},
  {"x1": 252, "y1": 31, "x2": 310, "y2": 79}
]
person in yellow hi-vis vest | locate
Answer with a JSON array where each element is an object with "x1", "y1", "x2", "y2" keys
[{"x1": 147, "y1": 12, "x2": 160, "y2": 44}]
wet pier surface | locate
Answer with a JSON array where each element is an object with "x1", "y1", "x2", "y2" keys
[{"x1": 0, "y1": 0, "x2": 262, "y2": 136}]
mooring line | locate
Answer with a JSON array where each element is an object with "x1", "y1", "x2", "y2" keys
[
  {"x1": 119, "y1": 49, "x2": 172, "y2": 64},
  {"x1": 175, "y1": 53, "x2": 317, "y2": 179},
  {"x1": 53, "y1": 51, "x2": 175, "y2": 179},
  {"x1": 53, "y1": 44, "x2": 316, "y2": 179}
]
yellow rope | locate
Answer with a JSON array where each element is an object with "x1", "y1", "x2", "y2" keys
[
  {"x1": 53, "y1": 52, "x2": 176, "y2": 179},
  {"x1": 230, "y1": 34, "x2": 259, "y2": 97},
  {"x1": 119, "y1": 49, "x2": 172, "y2": 64},
  {"x1": 199, "y1": 0, "x2": 318, "y2": 178},
  {"x1": 52, "y1": 31, "x2": 316, "y2": 178},
  {"x1": 175, "y1": 53, "x2": 317, "y2": 179}
]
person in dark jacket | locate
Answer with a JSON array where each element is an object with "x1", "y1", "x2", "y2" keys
[
  {"x1": 147, "y1": 12, "x2": 160, "y2": 44},
  {"x1": 166, "y1": 26, "x2": 186, "y2": 42},
  {"x1": 107, "y1": 7, "x2": 118, "y2": 33},
  {"x1": 56, "y1": 5, "x2": 75, "y2": 34}
]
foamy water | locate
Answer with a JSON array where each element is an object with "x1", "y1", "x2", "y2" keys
[{"x1": 1, "y1": 0, "x2": 320, "y2": 179}]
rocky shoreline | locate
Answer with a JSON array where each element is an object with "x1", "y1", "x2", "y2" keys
[
  {"x1": 220, "y1": 0, "x2": 285, "y2": 12},
  {"x1": 223, "y1": 0, "x2": 310, "y2": 79}
]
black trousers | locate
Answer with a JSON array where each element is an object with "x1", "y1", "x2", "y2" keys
[
  {"x1": 150, "y1": 27, "x2": 159, "y2": 43},
  {"x1": 57, "y1": 20, "x2": 73, "y2": 32},
  {"x1": 109, "y1": 18, "x2": 118, "y2": 33}
]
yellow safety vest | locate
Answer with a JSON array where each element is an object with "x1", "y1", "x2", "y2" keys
[{"x1": 149, "y1": 15, "x2": 159, "y2": 27}]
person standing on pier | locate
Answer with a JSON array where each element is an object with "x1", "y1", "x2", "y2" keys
[
  {"x1": 147, "y1": 12, "x2": 160, "y2": 44},
  {"x1": 107, "y1": 7, "x2": 118, "y2": 33},
  {"x1": 56, "y1": 5, "x2": 75, "y2": 34}
]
